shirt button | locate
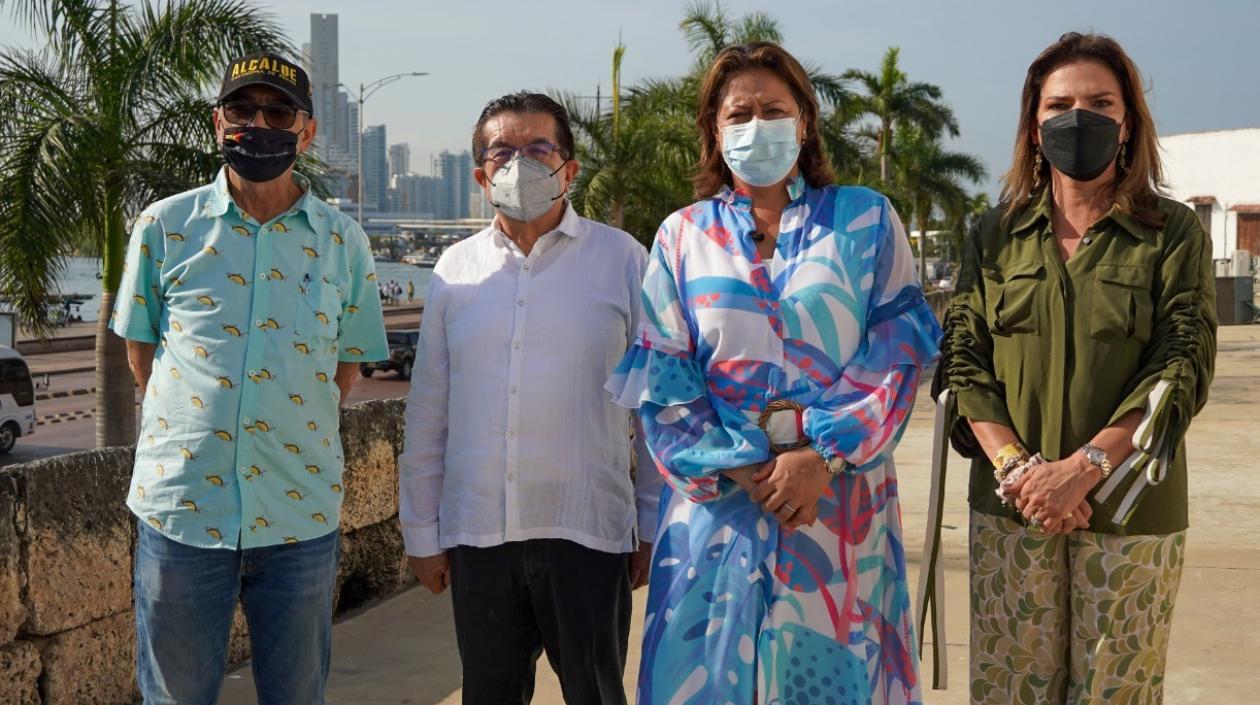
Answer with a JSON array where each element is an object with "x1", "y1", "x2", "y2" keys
[
  {"x1": 523, "y1": 264, "x2": 531, "y2": 271},
  {"x1": 512, "y1": 341, "x2": 521, "y2": 349},
  {"x1": 516, "y1": 299, "x2": 524, "y2": 307},
  {"x1": 254, "y1": 319, "x2": 263, "y2": 327},
  {"x1": 509, "y1": 386, "x2": 518, "y2": 394},
  {"x1": 507, "y1": 473, "x2": 516, "y2": 481},
  {"x1": 258, "y1": 273, "x2": 268, "y2": 281},
  {"x1": 1082, "y1": 236, "x2": 1093, "y2": 246},
  {"x1": 243, "y1": 418, "x2": 252, "y2": 425},
  {"x1": 507, "y1": 431, "x2": 515, "y2": 439}
]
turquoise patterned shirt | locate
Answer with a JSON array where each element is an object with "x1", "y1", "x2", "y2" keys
[{"x1": 112, "y1": 167, "x2": 388, "y2": 549}]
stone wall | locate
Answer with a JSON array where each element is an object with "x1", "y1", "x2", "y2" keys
[{"x1": 0, "y1": 398, "x2": 413, "y2": 705}]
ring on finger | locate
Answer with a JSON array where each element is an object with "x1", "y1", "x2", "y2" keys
[{"x1": 781, "y1": 502, "x2": 798, "y2": 515}]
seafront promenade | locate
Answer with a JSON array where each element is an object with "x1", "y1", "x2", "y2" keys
[{"x1": 214, "y1": 324, "x2": 1260, "y2": 705}]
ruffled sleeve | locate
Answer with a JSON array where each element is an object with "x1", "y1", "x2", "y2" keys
[
  {"x1": 802, "y1": 199, "x2": 942, "y2": 470},
  {"x1": 1093, "y1": 212, "x2": 1217, "y2": 526},
  {"x1": 929, "y1": 218, "x2": 1010, "y2": 459},
  {"x1": 606, "y1": 219, "x2": 770, "y2": 503}
]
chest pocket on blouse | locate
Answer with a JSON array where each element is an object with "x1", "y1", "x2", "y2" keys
[
  {"x1": 983, "y1": 262, "x2": 1044, "y2": 336},
  {"x1": 1090, "y1": 263, "x2": 1153, "y2": 343},
  {"x1": 296, "y1": 281, "x2": 341, "y2": 342}
]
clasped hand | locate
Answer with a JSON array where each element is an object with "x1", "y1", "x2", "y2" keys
[
  {"x1": 730, "y1": 447, "x2": 832, "y2": 531},
  {"x1": 1008, "y1": 455, "x2": 1101, "y2": 534}
]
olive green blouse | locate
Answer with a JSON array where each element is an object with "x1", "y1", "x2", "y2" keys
[{"x1": 932, "y1": 190, "x2": 1217, "y2": 536}]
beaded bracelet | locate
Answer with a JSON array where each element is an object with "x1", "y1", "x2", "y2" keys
[
  {"x1": 996, "y1": 453, "x2": 1046, "y2": 505},
  {"x1": 991, "y1": 442, "x2": 1030, "y2": 483}
]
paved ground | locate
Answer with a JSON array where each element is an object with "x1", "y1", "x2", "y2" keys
[{"x1": 210, "y1": 324, "x2": 1256, "y2": 704}]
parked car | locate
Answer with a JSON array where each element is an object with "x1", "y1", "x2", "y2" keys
[
  {"x1": 0, "y1": 345, "x2": 36, "y2": 454},
  {"x1": 360, "y1": 330, "x2": 418, "y2": 380}
]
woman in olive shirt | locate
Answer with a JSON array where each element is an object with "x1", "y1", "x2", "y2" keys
[{"x1": 927, "y1": 33, "x2": 1216, "y2": 705}]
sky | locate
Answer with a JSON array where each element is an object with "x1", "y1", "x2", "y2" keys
[{"x1": 3, "y1": 0, "x2": 1258, "y2": 197}]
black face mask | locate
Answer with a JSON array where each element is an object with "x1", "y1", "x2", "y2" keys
[
  {"x1": 220, "y1": 126, "x2": 299, "y2": 183},
  {"x1": 1038, "y1": 109, "x2": 1122, "y2": 182}
]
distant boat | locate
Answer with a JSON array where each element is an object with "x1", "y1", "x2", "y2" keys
[{"x1": 401, "y1": 253, "x2": 438, "y2": 268}]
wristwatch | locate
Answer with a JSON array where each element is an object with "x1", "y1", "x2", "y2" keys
[
  {"x1": 1078, "y1": 443, "x2": 1113, "y2": 479},
  {"x1": 823, "y1": 455, "x2": 847, "y2": 475}
]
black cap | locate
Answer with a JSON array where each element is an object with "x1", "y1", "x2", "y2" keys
[{"x1": 218, "y1": 53, "x2": 313, "y2": 113}]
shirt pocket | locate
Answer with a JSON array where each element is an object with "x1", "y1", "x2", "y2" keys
[
  {"x1": 1090, "y1": 263, "x2": 1154, "y2": 343},
  {"x1": 982, "y1": 262, "x2": 1044, "y2": 336},
  {"x1": 296, "y1": 281, "x2": 341, "y2": 343}
]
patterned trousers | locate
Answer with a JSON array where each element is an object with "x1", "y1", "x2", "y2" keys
[{"x1": 968, "y1": 510, "x2": 1185, "y2": 705}]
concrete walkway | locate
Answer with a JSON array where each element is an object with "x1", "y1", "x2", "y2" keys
[{"x1": 218, "y1": 325, "x2": 1260, "y2": 705}]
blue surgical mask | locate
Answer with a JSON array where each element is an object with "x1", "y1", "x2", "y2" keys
[{"x1": 720, "y1": 117, "x2": 801, "y2": 188}]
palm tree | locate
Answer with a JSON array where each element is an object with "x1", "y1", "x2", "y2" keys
[
  {"x1": 0, "y1": 0, "x2": 293, "y2": 447},
  {"x1": 845, "y1": 47, "x2": 960, "y2": 184},
  {"x1": 891, "y1": 126, "x2": 986, "y2": 286}
]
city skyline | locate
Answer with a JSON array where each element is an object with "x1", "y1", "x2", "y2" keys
[{"x1": 3, "y1": 1, "x2": 1258, "y2": 197}]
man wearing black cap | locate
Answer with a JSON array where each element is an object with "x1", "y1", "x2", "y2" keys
[{"x1": 113, "y1": 52, "x2": 387, "y2": 704}]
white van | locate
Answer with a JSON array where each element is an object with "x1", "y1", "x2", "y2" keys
[{"x1": 0, "y1": 345, "x2": 35, "y2": 454}]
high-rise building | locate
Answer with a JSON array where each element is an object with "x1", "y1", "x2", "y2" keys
[
  {"x1": 309, "y1": 14, "x2": 342, "y2": 157},
  {"x1": 389, "y1": 143, "x2": 410, "y2": 178},
  {"x1": 469, "y1": 186, "x2": 495, "y2": 219},
  {"x1": 362, "y1": 125, "x2": 388, "y2": 212},
  {"x1": 392, "y1": 173, "x2": 441, "y2": 217},
  {"x1": 437, "y1": 150, "x2": 473, "y2": 220}
]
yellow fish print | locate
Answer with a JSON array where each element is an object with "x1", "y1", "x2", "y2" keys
[
  {"x1": 305, "y1": 464, "x2": 321, "y2": 474},
  {"x1": 180, "y1": 447, "x2": 195, "y2": 460},
  {"x1": 306, "y1": 421, "x2": 318, "y2": 431},
  {"x1": 289, "y1": 394, "x2": 304, "y2": 405},
  {"x1": 217, "y1": 376, "x2": 234, "y2": 389},
  {"x1": 255, "y1": 516, "x2": 271, "y2": 528},
  {"x1": 204, "y1": 246, "x2": 219, "y2": 256},
  {"x1": 346, "y1": 305, "x2": 360, "y2": 314},
  {"x1": 141, "y1": 215, "x2": 156, "y2": 225},
  {"x1": 190, "y1": 396, "x2": 204, "y2": 408},
  {"x1": 179, "y1": 499, "x2": 201, "y2": 512},
  {"x1": 205, "y1": 474, "x2": 224, "y2": 487},
  {"x1": 166, "y1": 232, "x2": 185, "y2": 241},
  {"x1": 293, "y1": 342, "x2": 311, "y2": 355},
  {"x1": 270, "y1": 268, "x2": 286, "y2": 280},
  {"x1": 284, "y1": 537, "x2": 299, "y2": 544},
  {"x1": 155, "y1": 464, "x2": 166, "y2": 477},
  {"x1": 132, "y1": 294, "x2": 147, "y2": 306},
  {"x1": 140, "y1": 244, "x2": 151, "y2": 258},
  {"x1": 244, "y1": 465, "x2": 263, "y2": 480},
  {"x1": 345, "y1": 346, "x2": 365, "y2": 356},
  {"x1": 258, "y1": 369, "x2": 273, "y2": 379},
  {"x1": 231, "y1": 225, "x2": 253, "y2": 237},
  {"x1": 155, "y1": 258, "x2": 164, "y2": 267},
  {"x1": 272, "y1": 222, "x2": 289, "y2": 233},
  {"x1": 314, "y1": 311, "x2": 330, "y2": 325},
  {"x1": 169, "y1": 277, "x2": 184, "y2": 288},
  {"x1": 197, "y1": 295, "x2": 215, "y2": 307},
  {"x1": 222, "y1": 324, "x2": 242, "y2": 337},
  {"x1": 311, "y1": 513, "x2": 327, "y2": 524},
  {"x1": 366, "y1": 272, "x2": 377, "y2": 281},
  {"x1": 193, "y1": 345, "x2": 209, "y2": 358},
  {"x1": 284, "y1": 443, "x2": 301, "y2": 454},
  {"x1": 145, "y1": 434, "x2": 156, "y2": 446},
  {"x1": 263, "y1": 318, "x2": 280, "y2": 330},
  {"x1": 157, "y1": 417, "x2": 169, "y2": 430},
  {"x1": 314, "y1": 371, "x2": 329, "y2": 383},
  {"x1": 331, "y1": 231, "x2": 344, "y2": 245},
  {"x1": 302, "y1": 246, "x2": 319, "y2": 258},
  {"x1": 330, "y1": 483, "x2": 342, "y2": 494},
  {"x1": 253, "y1": 420, "x2": 272, "y2": 433},
  {"x1": 171, "y1": 320, "x2": 183, "y2": 332},
  {"x1": 136, "y1": 485, "x2": 146, "y2": 499},
  {"x1": 147, "y1": 516, "x2": 163, "y2": 530},
  {"x1": 170, "y1": 367, "x2": 182, "y2": 380},
  {"x1": 285, "y1": 489, "x2": 304, "y2": 501},
  {"x1": 213, "y1": 430, "x2": 233, "y2": 441},
  {"x1": 321, "y1": 437, "x2": 331, "y2": 448},
  {"x1": 159, "y1": 336, "x2": 168, "y2": 349},
  {"x1": 226, "y1": 273, "x2": 248, "y2": 286},
  {"x1": 206, "y1": 528, "x2": 223, "y2": 540}
]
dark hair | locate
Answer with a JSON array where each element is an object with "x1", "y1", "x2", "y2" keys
[
  {"x1": 1001, "y1": 32, "x2": 1165, "y2": 227},
  {"x1": 471, "y1": 92, "x2": 575, "y2": 161},
  {"x1": 693, "y1": 42, "x2": 834, "y2": 199}
]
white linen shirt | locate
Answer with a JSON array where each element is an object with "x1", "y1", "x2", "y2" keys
[{"x1": 399, "y1": 203, "x2": 661, "y2": 557}]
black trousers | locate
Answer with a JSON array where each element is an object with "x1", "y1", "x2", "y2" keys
[{"x1": 449, "y1": 539, "x2": 632, "y2": 705}]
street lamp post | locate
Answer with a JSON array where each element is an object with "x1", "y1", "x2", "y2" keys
[{"x1": 338, "y1": 72, "x2": 428, "y2": 228}]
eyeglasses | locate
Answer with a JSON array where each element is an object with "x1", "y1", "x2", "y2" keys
[
  {"x1": 218, "y1": 99, "x2": 306, "y2": 130},
  {"x1": 479, "y1": 141, "x2": 567, "y2": 167}
]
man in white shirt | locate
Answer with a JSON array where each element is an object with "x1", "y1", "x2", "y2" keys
[{"x1": 398, "y1": 92, "x2": 660, "y2": 705}]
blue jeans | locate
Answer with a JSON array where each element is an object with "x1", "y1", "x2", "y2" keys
[{"x1": 134, "y1": 521, "x2": 340, "y2": 705}]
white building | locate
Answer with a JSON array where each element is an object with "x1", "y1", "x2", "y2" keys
[{"x1": 1160, "y1": 127, "x2": 1260, "y2": 258}]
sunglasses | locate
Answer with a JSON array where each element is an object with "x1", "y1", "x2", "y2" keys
[{"x1": 218, "y1": 99, "x2": 307, "y2": 130}]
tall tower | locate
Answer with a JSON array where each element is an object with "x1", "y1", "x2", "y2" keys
[{"x1": 309, "y1": 14, "x2": 341, "y2": 155}]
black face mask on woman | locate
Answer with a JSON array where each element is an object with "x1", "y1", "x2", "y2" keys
[
  {"x1": 220, "y1": 126, "x2": 299, "y2": 183},
  {"x1": 1038, "y1": 108, "x2": 1122, "y2": 182}
]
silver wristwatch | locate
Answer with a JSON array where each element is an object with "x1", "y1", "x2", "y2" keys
[{"x1": 1078, "y1": 443, "x2": 1113, "y2": 479}]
